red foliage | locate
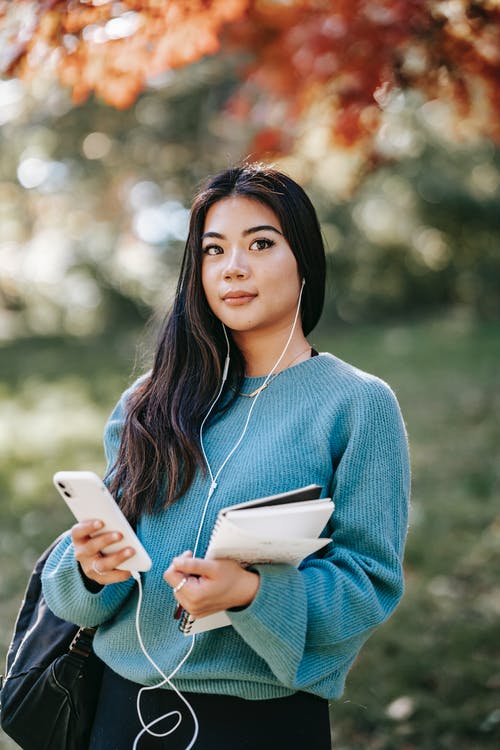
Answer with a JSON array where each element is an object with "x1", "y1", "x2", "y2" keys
[
  {"x1": 1, "y1": 0, "x2": 250, "y2": 109},
  {"x1": 1, "y1": 0, "x2": 499, "y2": 152},
  {"x1": 226, "y1": 0, "x2": 500, "y2": 151}
]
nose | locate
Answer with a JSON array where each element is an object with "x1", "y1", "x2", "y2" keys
[{"x1": 222, "y1": 247, "x2": 249, "y2": 280}]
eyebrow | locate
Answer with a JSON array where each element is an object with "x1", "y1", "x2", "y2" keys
[{"x1": 201, "y1": 225, "x2": 283, "y2": 240}]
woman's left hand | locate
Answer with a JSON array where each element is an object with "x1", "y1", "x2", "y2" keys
[{"x1": 164, "y1": 551, "x2": 260, "y2": 618}]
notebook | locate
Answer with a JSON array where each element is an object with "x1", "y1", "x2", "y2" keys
[{"x1": 179, "y1": 484, "x2": 334, "y2": 635}]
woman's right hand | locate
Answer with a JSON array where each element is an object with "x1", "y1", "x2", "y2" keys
[{"x1": 71, "y1": 519, "x2": 134, "y2": 584}]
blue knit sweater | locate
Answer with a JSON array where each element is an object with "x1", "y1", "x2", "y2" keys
[{"x1": 42, "y1": 353, "x2": 410, "y2": 700}]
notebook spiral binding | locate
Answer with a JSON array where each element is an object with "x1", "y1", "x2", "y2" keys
[
  {"x1": 178, "y1": 517, "x2": 223, "y2": 634},
  {"x1": 179, "y1": 610, "x2": 196, "y2": 634}
]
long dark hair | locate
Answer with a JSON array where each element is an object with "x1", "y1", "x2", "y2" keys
[{"x1": 109, "y1": 163, "x2": 326, "y2": 522}]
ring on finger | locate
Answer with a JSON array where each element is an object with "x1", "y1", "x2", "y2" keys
[{"x1": 172, "y1": 577, "x2": 188, "y2": 595}]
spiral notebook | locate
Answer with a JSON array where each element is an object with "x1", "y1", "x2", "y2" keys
[{"x1": 179, "y1": 484, "x2": 334, "y2": 635}]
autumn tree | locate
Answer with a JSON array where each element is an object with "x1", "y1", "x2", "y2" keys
[
  {"x1": 1, "y1": 0, "x2": 499, "y2": 167},
  {"x1": 1, "y1": 1, "x2": 499, "y2": 336}
]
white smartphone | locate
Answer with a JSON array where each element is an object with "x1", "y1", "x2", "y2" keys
[{"x1": 53, "y1": 470, "x2": 152, "y2": 572}]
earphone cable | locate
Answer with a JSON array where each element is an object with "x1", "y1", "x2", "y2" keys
[
  {"x1": 130, "y1": 280, "x2": 306, "y2": 748},
  {"x1": 195, "y1": 280, "x2": 305, "y2": 557},
  {"x1": 131, "y1": 571, "x2": 199, "y2": 750}
]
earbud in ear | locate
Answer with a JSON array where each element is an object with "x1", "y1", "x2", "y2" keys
[{"x1": 301, "y1": 278, "x2": 306, "y2": 288}]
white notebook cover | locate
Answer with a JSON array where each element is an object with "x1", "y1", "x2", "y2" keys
[{"x1": 179, "y1": 486, "x2": 334, "y2": 635}]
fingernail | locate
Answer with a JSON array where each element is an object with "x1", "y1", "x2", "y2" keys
[
  {"x1": 124, "y1": 548, "x2": 134, "y2": 557},
  {"x1": 110, "y1": 532, "x2": 120, "y2": 541},
  {"x1": 93, "y1": 520, "x2": 102, "y2": 529}
]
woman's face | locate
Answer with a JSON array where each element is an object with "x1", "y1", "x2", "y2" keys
[{"x1": 201, "y1": 196, "x2": 302, "y2": 339}]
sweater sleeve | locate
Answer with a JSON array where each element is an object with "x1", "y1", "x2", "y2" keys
[
  {"x1": 227, "y1": 378, "x2": 410, "y2": 693},
  {"x1": 41, "y1": 385, "x2": 136, "y2": 627}
]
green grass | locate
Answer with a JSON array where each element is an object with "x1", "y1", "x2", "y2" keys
[
  {"x1": 1, "y1": 313, "x2": 499, "y2": 749},
  {"x1": 314, "y1": 313, "x2": 500, "y2": 749}
]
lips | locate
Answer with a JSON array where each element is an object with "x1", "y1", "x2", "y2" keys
[{"x1": 222, "y1": 290, "x2": 257, "y2": 306}]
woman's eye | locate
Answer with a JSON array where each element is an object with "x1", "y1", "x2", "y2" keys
[
  {"x1": 250, "y1": 238, "x2": 275, "y2": 251},
  {"x1": 202, "y1": 245, "x2": 223, "y2": 256}
]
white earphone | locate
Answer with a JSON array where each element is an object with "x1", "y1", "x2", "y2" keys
[{"x1": 132, "y1": 277, "x2": 307, "y2": 750}]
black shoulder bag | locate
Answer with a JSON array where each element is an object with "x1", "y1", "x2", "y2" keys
[{"x1": 0, "y1": 534, "x2": 104, "y2": 750}]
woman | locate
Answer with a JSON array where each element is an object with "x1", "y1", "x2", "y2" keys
[{"x1": 42, "y1": 163, "x2": 410, "y2": 749}]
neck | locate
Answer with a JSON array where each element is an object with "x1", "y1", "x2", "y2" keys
[{"x1": 233, "y1": 327, "x2": 310, "y2": 377}]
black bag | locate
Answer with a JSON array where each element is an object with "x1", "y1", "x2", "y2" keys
[{"x1": 0, "y1": 534, "x2": 104, "y2": 750}]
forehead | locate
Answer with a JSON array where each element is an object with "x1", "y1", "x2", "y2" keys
[{"x1": 203, "y1": 196, "x2": 282, "y2": 232}]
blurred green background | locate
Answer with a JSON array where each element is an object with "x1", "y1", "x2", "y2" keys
[{"x1": 1, "y1": 44, "x2": 499, "y2": 750}]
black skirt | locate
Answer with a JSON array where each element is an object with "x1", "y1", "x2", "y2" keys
[{"x1": 89, "y1": 665, "x2": 331, "y2": 750}]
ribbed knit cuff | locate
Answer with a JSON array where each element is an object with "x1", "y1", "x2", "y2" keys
[
  {"x1": 227, "y1": 563, "x2": 307, "y2": 686},
  {"x1": 42, "y1": 536, "x2": 135, "y2": 628}
]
